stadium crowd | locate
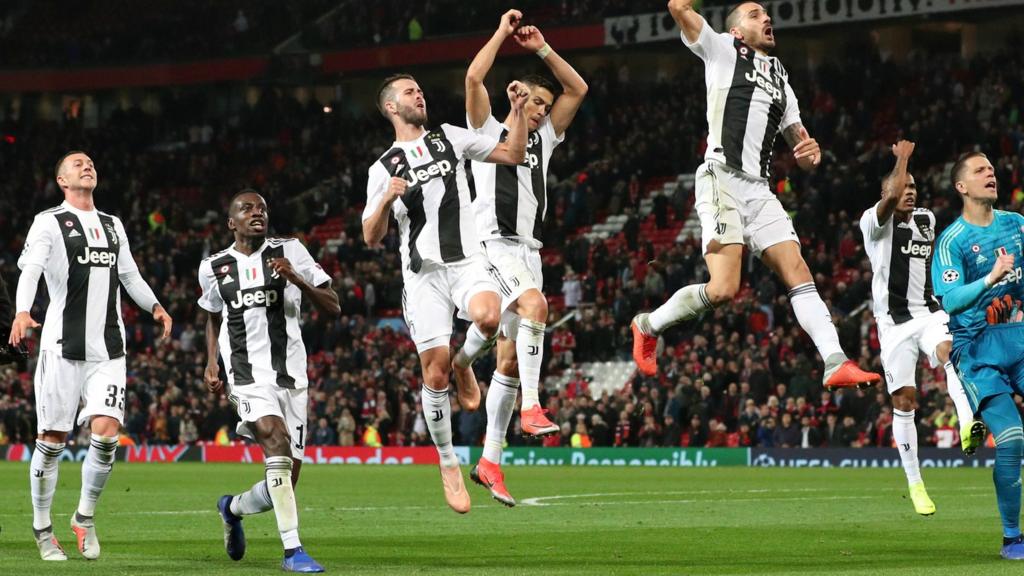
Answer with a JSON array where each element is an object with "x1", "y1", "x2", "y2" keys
[
  {"x1": 0, "y1": 0, "x2": 669, "y2": 68},
  {"x1": 1, "y1": 33, "x2": 1023, "y2": 451}
]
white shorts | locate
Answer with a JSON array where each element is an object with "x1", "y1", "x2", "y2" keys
[
  {"x1": 694, "y1": 161, "x2": 799, "y2": 257},
  {"x1": 402, "y1": 253, "x2": 501, "y2": 354},
  {"x1": 229, "y1": 383, "x2": 308, "y2": 460},
  {"x1": 483, "y1": 239, "x2": 544, "y2": 340},
  {"x1": 878, "y1": 311, "x2": 952, "y2": 393},
  {"x1": 34, "y1": 351, "x2": 126, "y2": 433}
]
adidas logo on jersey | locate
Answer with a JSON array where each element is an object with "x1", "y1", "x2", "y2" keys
[
  {"x1": 406, "y1": 159, "x2": 453, "y2": 187},
  {"x1": 976, "y1": 254, "x2": 988, "y2": 265},
  {"x1": 229, "y1": 287, "x2": 280, "y2": 310},
  {"x1": 899, "y1": 238, "x2": 931, "y2": 258},
  {"x1": 68, "y1": 229, "x2": 81, "y2": 238},
  {"x1": 76, "y1": 246, "x2": 117, "y2": 267}
]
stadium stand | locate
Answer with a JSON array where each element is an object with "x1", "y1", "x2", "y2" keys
[{"x1": 0, "y1": 5, "x2": 1022, "y2": 454}]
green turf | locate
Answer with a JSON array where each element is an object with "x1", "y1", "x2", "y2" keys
[{"x1": 0, "y1": 462, "x2": 1017, "y2": 575}]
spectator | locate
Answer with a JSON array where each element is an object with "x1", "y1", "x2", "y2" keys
[{"x1": 312, "y1": 417, "x2": 337, "y2": 446}]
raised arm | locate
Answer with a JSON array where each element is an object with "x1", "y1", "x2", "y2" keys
[
  {"x1": 668, "y1": 0, "x2": 705, "y2": 44},
  {"x1": 466, "y1": 9, "x2": 521, "y2": 129},
  {"x1": 513, "y1": 25, "x2": 588, "y2": 138},
  {"x1": 876, "y1": 140, "x2": 915, "y2": 226},
  {"x1": 484, "y1": 81, "x2": 529, "y2": 165}
]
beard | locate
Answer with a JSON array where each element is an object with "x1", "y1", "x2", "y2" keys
[{"x1": 397, "y1": 103, "x2": 427, "y2": 127}]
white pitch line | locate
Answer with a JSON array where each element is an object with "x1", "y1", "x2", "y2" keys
[
  {"x1": 519, "y1": 485, "x2": 989, "y2": 507},
  {"x1": 0, "y1": 486, "x2": 992, "y2": 517}
]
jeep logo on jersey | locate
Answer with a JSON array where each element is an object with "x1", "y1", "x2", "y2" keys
[
  {"x1": 744, "y1": 69, "x2": 783, "y2": 102},
  {"x1": 229, "y1": 287, "x2": 281, "y2": 310},
  {"x1": 405, "y1": 159, "x2": 453, "y2": 187},
  {"x1": 900, "y1": 239, "x2": 932, "y2": 258},
  {"x1": 76, "y1": 246, "x2": 117, "y2": 267},
  {"x1": 524, "y1": 152, "x2": 540, "y2": 169},
  {"x1": 996, "y1": 266, "x2": 1024, "y2": 287}
]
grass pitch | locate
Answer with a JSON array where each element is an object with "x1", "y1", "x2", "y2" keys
[{"x1": 0, "y1": 462, "x2": 1015, "y2": 575}]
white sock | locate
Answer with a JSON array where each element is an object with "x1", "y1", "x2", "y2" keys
[
  {"x1": 893, "y1": 409, "x2": 922, "y2": 484},
  {"x1": 265, "y1": 456, "x2": 301, "y2": 550},
  {"x1": 646, "y1": 284, "x2": 712, "y2": 335},
  {"x1": 30, "y1": 440, "x2": 64, "y2": 531},
  {"x1": 483, "y1": 373, "x2": 520, "y2": 462},
  {"x1": 454, "y1": 323, "x2": 496, "y2": 368},
  {"x1": 944, "y1": 362, "x2": 975, "y2": 424},
  {"x1": 230, "y1": 479, "x2": 273, "y2": 516},
  {"x1": 77, "y1": 434, "x2": 118, "y2": 518},
  {"x1": 516, "y1": 319, "x2": 545, "y2": 410},
  {"x1": 788, "y1": 283, "x2": 844, "y2": 360},
  {"x1": 421, "y1": 385, "x2": 457, "y2": 466}
]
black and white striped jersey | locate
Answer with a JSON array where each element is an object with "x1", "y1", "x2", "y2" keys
[
  {"x1": 684, "y1": 16, "x2": 801, "y2": 181},
  {"x1": 364, "y1": 124, "x2": 498, "y2": 274},
  {"x1": 197, "y1": 238, "x2": 330, "y2": 389},
  {"x1": 17, "y1": 201, "x2": 160, "y2": 361},
  {"x1": 468, "y1": 115, "x2": 563, "y2": 249},
  {"x1": 860, "y1": 203, "x2": 942, "y2": 324}
]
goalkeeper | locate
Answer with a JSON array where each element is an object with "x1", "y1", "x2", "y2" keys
[{"x1": 933, "y1": 151, "x2": 1024, "y2": 560}]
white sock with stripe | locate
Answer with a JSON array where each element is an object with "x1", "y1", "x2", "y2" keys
[
  {"x1": 78, "y1": 434, "x2": 118, "y2": 517},
  {"x1": 516, "y1": 319, "x2": 545, "y2": 410},
  {"x1": 265, "y1": 456, "x2": 301, "y2": 550},
  {"x1": 421, "y1": 385, "x2": 457, "y2": 467},
  {"x1": 230, "y1": 480, "x2": 274, "y2": 516},
  {"x1": 645, "y1": 284, "x2": 711, "y2": 335},
  {"x1": 788, "y1": 283, "x2": 844, "y2": 361},
  {"x1": 893, "y1": 409, "x2": 922, "y2": 484},
  {"x1": 944, "y1": 362, "x2": 975, "y2": 424},
  {"x1": 483, "y1": 373, "x2": 520, "y2": 463},
  {"x1": 30, "y1": 440, "x2": 64, "y2": 531},
  {"x1": 454, "y1": 323, "x2": 496, "y2": 369}
]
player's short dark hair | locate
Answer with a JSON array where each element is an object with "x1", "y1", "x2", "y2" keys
[
  {"x1": 519, "y1": 74, "x2": 558, "y2": 99},
  {"x1": 881, "y1": 171, "x2": 915, "y2": 195},
  {"x1": 725, "y1": 2, "x2": 759, "y2": 31},
  {"x1": 950, "y1": 151, "x2": 988, "y2": 187},
  {"x1": 725, "y1": 4, "x2": 745, "y2": 31},
  {"x1": 229, "y1": 188, "x2": 263, "y2": 211},
  {"x1": 376, "y1": 73, "x2": 416, "y2": 119},
  {"x1": 54, "y1": 150, "x2": 89, "y2": 179}
]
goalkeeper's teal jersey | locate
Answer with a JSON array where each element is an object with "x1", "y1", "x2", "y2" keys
[{"x1": 932, "y1": 210, "x2": 1024, "y2": 361}]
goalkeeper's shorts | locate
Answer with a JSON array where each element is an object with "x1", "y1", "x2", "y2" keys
[{"x1": 956, "y1": 323, "x2": 1024, "y2": 412}]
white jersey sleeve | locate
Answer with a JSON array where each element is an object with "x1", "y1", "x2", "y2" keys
[
  {"x1": 15, "y1": 214, "x2": 55, "y2": 313},
  {"x1": 781, "y1": 80, "x2": 802, "y2": 131},
  {"x1": 18, "y1": 214, "x2": 56, "y2": 271},
  {"x1": 441, "y1": 123, "x2": 498, "y2": 162},
  {"x1": 197, "y1": 258, "x2": 223, "y2": 314},
  {"x1": 859, "y1": 203, "x2": 889, "y2": 242},
  {"x1": 113, "y1": 217, "x2": 160, "y2": 313},
  {"x1": 467, "y1": 113, "x2": 504, "y2": 137},
  {"x1": 285, "y1": 240, "x2": 332, "y2": 287},
  {"x1": 681, "y1": 15, "x2": 733, "y2": 65},
  {"x1": 538, "y1": 116, "x2": 565, "y2": 150},
  {"x1": 362, "y1": 162, "x2": 391, "y2": 223}
]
